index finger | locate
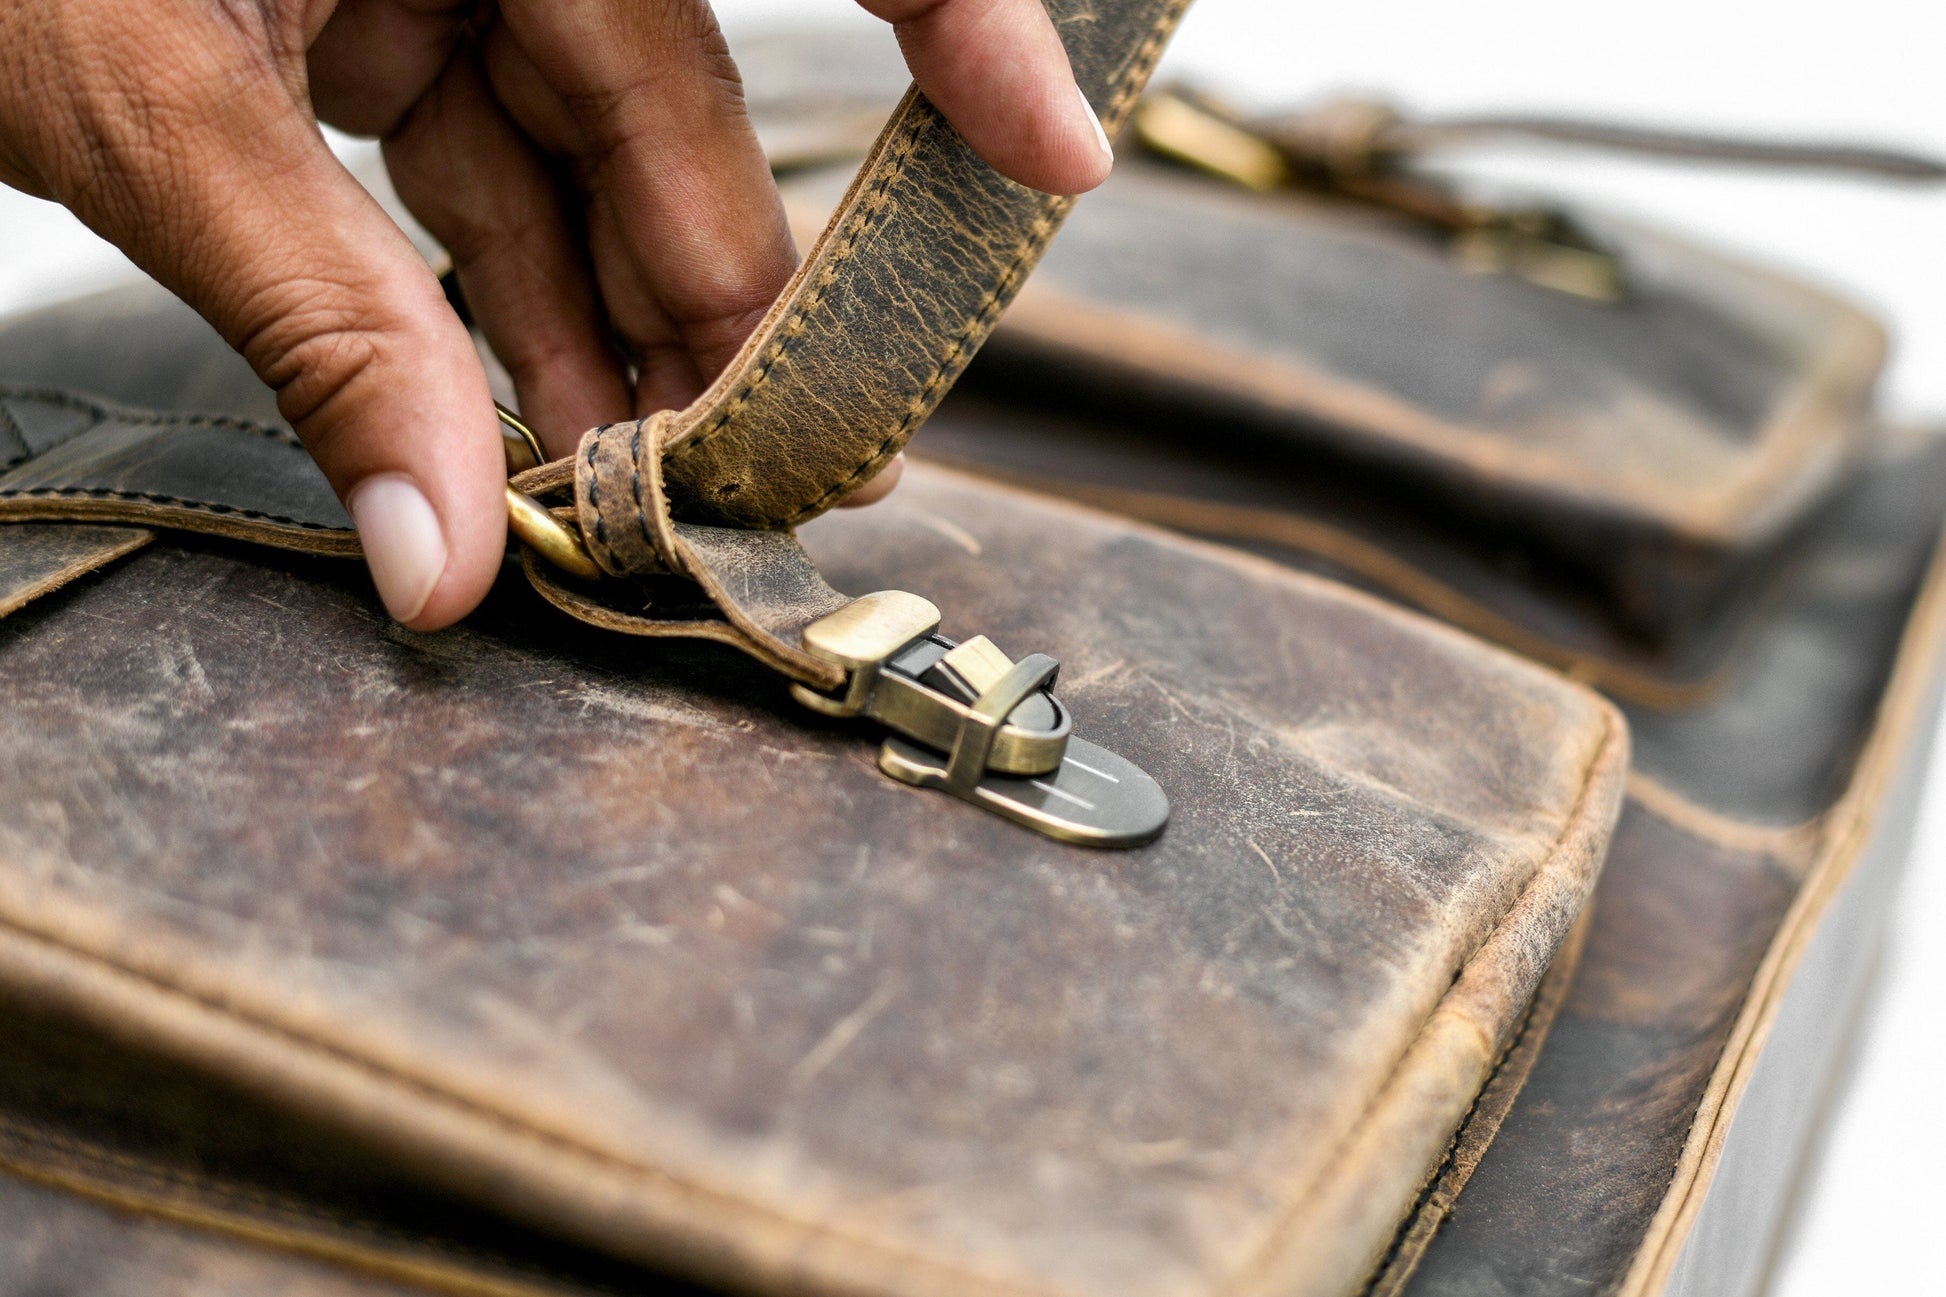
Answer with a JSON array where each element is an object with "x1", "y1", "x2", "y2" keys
[{"x1": 858, "y1": 0, "x2": 1114, "y2": 196}]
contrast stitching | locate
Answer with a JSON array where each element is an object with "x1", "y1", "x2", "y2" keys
[
  {"x1": 581, "y1": 433, "x2": 615, "y2": 572},
  {"x1": 0, "y1": 485, "x2": 341, "y2": 531},
  {"x1": 0, "y1": 386, "x2": 302, "y2": 446},
  {"x1": 779, "y1": 196, "x2": 1069, "y2": 524},
  {"x1": 776, "y1": 0, "x2": 1189, "y2": 524},
  {"x1": 662, "y1": 108, "x2": 931, "y2": 470}
]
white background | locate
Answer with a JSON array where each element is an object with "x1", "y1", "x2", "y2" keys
[{"x1": 0, "y1": 1, "x2": 1940, "y2": 1291}]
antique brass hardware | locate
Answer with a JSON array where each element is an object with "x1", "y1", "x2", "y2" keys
[
  {"x1": 793, "y1": 592, "x2": 1169, "y2": 847},
  {"x1": 1135, "y1": 88, "x2": 1627, "y2": 302},
  {"x1": 497, "y1": 405, "x2": 604, "y2": 582}
]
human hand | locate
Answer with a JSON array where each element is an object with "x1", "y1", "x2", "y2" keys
[{"x1": 0, "y1": 0, "x2": 1112, "y2": 628}]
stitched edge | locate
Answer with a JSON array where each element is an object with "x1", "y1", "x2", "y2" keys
[
  {"x1": 779, "y1": 8, "x2": 1189, "y2": 525},
  {"x1": 1358, "y1": 908, "x2": 1589, "y2": 1297},
  {"x1": 780, "y1": 0, "x2": 1188, "y2": 521},
  {"x1": 0, "y1": 486, "x2": 343, "y2": 533},
  {"x1": 0, "y1": 385, "x2": 302, "y2": 447},
  {"x1": 662, "y1": 108, "x2": 931, "y2": 470},
  {"x1": 659, "y1": 0, "x2": 1190, "y2": 529},
  {"x1": 782, "y1": 199, "x2": 1071, "y2": 526},
  {"x1": 1613, "y1": 514, "x2": 1946, "y2": 1296},
  {"x1": 1214, "y1": 702, "x2": 1625, "y2": 1297},
  {"x1": 580, "y1": 429, "x2": 620, "y2": 574}
]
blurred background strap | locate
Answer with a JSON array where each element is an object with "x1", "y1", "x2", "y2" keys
[{"x1": 0, "y1": 1, "x2": 1938, "y2": 1292}]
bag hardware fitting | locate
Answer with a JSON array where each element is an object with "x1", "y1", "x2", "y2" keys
[
  {"x1": 793, "y1": 592, "x2": 1169, "y2": 848},
  {"x1": 499, "y1": 425, "x2": 1167, "y2": 847}
]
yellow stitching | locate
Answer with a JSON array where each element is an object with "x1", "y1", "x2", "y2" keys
[{"x1": 663, "y1": 111, "x2": 930, "y2": 469}]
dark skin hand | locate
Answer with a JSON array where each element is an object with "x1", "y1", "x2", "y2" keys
[{"x1": 0, "y1": 0, "x2": 1112, "y2": 627}]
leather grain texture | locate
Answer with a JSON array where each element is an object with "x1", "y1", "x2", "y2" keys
[{"x1": 0, "y1": 461, "x2": 1625, "y2": 1297}]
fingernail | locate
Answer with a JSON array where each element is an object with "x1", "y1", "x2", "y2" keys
[
  {"x1": 1078, "y1": 83, "x2": 1114, "y2": 163},
  {"x1": 347, "y1": 473, "x2": 446, "y2": 624}
]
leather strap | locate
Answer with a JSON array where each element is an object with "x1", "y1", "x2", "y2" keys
[
  {"x1": 1242, "y1": 94, "x2": 1946, "y2": 183},
  {"x1": 0, "y1": 387, "x2": 849, "y2": 688},
  {"x1": 519, "y1": 0, "x2": 1191, "y2": 548}
]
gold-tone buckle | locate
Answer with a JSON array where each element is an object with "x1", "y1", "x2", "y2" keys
[
  {"x1": 792, "y1": 592, "x2": 1169, "y2": 847},
  {"x1": 498, "y1": 405, "x2": 602, "y2": 581}
]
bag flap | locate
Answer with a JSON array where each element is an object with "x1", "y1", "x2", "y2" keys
[{"x1": 0, "y1": 279, "x2": 1627, "y2": 1297}]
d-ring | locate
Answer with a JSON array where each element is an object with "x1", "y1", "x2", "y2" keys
[{"x1": 496, "y1": 405, "x2": 601, "y2": 581}]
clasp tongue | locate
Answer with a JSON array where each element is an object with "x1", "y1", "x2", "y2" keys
[{"x1": 791, "y1": 592, "x2": 1168, "y2": 848}]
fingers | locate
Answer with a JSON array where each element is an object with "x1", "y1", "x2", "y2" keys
[
  {"x1": 308, "y1": 0, "x2": 475, "y2": 137},
  {"x1": 40, "y1": 17, "x2": 505, "y2": 630},
  {"x1": 837, "y1": 453, "x2": 904, "y2": 508},
  {"x1": 858, "y1": 0, "x2": 1114, "y2": 195},
  {"x1": 485, "y1": 0, "x2": 797, "y2": 399},
  {"x1": 384, "y1": 53, "x2": 633, "y2": 456}
]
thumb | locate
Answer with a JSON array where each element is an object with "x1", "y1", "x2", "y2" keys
[{"x1": 49, "y1": 39, "x2": 504, "y2": 631}]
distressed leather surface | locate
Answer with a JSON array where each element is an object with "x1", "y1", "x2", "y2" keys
[
  {"x1": 926, "y1": 360, "x2": 1946, "y2": 1294},
  {"x1": 1402, "y1": 438, "x2": 1946, "y2": 1296},
  {"x1": 778, "y1": 155, "x2": 1882, "y2": 640},
  {"x1": 0, "y1": 460, "x2": 1624, "y2": 1297}
]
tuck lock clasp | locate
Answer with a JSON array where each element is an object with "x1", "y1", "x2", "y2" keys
[{"x1": 791, "y1": 592, "x2": 1169, "y2": 848}]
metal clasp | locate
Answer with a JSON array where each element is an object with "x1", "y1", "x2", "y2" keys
[{"x1": 792, "y1": 592, "x2": 1169, "y2": 848}]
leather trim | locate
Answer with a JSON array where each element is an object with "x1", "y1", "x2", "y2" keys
[
  {"x1": 1362, "y1": 906, "x2": 1592, "y2": 1297},
  {"x1": 989, "y1": 216, "x2": 1887, "y2": 551},
  {"x1": 1615, "y1": 514, "x2": 1946, "y2": 1295}
]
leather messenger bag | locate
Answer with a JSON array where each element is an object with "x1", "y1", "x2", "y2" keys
[
  {"x1": 904, "y1": 92, "x2": 1946, "y2": 1297},
  {"x1": 0, "y1": 5, "x2": 1632, "y2": 1297}
]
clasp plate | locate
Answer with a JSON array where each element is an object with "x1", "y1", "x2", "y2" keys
[{"x1": 792, "y1": 592, "x2": 1168, "y2": 847}]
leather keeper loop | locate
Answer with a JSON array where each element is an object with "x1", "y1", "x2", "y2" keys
[{"x1": 574, "y1": 410, "x2": 683, "y2": 580}]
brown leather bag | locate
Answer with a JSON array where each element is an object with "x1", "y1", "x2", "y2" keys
[
  {"x1": 902, "y1": 87, "x2": 1946, "y2": 1297},
  {"x1": 0, "y1": 6, "x2": 1634, "y2": 1297}
]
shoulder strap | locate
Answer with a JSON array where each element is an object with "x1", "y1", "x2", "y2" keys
[{"x1": 518, "y1": 0, "x2": 1191, "y2": 540}]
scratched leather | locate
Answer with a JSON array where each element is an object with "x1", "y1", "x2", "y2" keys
[
  {"x1": 0, "y1": 453, "x2": 1623, "y2": 1297},
  {"x1": 1399, "y1": 801, "x2": 1804, "y2": 1297},
  {"x1": 778, "y1": 158, "x2": 1882, "y2": 640},
  {"x1": 918, "y1": 376, "x2": 1946, "y2": 1291},
  {"x1": 1390, "y1": 434, "x2": 1946, "y2": 1295}
]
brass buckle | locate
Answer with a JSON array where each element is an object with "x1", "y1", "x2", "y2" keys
[
  {"x1": 792, "y1": 592, "x2": 1169, "y2": 848},
  {"x1": 498, "y1": 405, "x2": 603, "y2": 581}
]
